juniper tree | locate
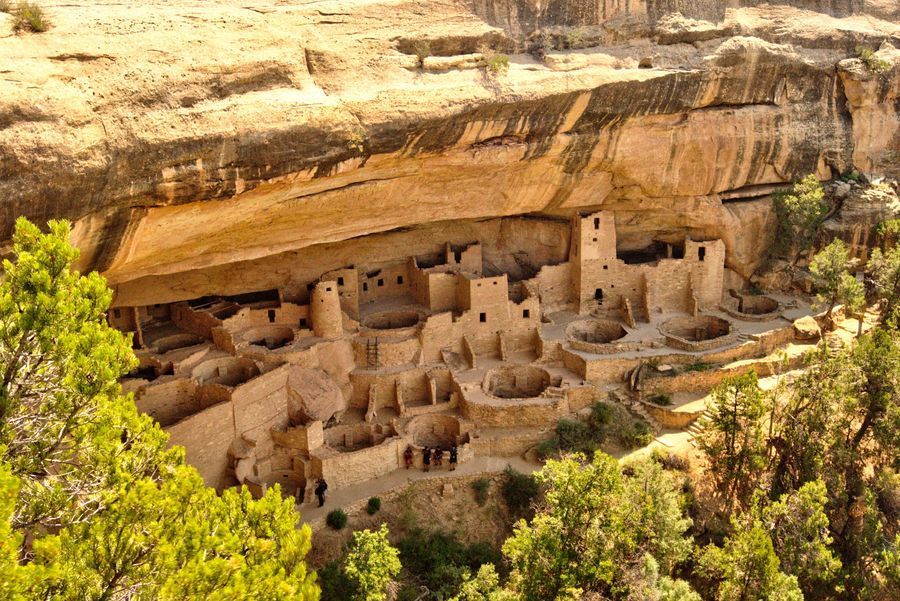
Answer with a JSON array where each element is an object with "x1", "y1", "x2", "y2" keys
[{"x1": 0, "y1": 218, "x2": 318, "y2": 600}]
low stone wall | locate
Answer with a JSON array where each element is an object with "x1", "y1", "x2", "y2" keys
[
  {"x1": 566, "y1": 385, "x2": 603, "y2": 412},
  {"x1": 470, "y1": 427, "x2": 552, "y2": 457},
  {"x1": 642, "y1": 352, "x2": 808, "y2": 395},
  {"x1": 460, "y1": 391, "x2": 568, "y2": 428},
  {"x1": 312, "y1": 436, "x2": 404, "y2": 489},
  {"x1": 568, "y1": 338, "x2": 644, "y2": 355},
  {"x1": 637, "y1": 400, "x2": 704, "y2": 429}
]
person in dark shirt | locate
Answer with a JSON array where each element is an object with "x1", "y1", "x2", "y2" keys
[
  {"x1": 314, "y1": 478, "x2": 328, "y2": 507},
  {"x1": 449, "y1": 445, "x2": 458, "y2": 471},
  {"x1": 404, "y1": 445, "x2": 414, "y2": 469},
  {"x1": 434, "y1": 447, "x2": 444, "y2": 468},
  {"x1": 422, "y1": 446, "x2": 431, "y2": 472}
]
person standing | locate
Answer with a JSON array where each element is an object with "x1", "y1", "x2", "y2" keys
[
  {"x1": 449, "y1": 445, "x2": 458, "y2": 471},
  {"x1": 403, "y1": 445, "x2": 414, "y2": 469},
  {"x1": 314, "y1": 478, "x2": 328, "y2": 507},
  {"x1": 434, "y1": 447, "x2": 444, "y2": 469},
  {"x1": 422, "y1": 446, "x2": 431, "y2": 472}
]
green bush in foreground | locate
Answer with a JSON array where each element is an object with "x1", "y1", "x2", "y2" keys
[
  {"x1": 327, "y1": 508, "x2": 348, "y2": 530},
  {"x1": 367, "y1": 496, "x2": 382, "y2": 515},
  {"x1": 0, "y1": 218, "x2": 317, "y2": 600}
]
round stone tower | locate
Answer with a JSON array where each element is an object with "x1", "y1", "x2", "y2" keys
[{"x1": 311, "y1": 281, "x2": 343, "y2": 340}]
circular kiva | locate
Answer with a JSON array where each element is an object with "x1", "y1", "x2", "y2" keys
[
  {"x1": 566, "y1": 318, "x2": 627, "y2": 344},
  {"x1": 484, "y1": 365, "x2": 551, "y2": 399},
  {"x1": 362, "y1": 310, "x2": 421, "y2": 330},
  {"x1": 736, "y1": 295, "x2": 779, "y2": 315},
  {"x1": 242, "y1": 325, "x2": 295, "y2": 350},
  {"x1": 406, "y1": 414, "x2": 463, "y2": 447}
]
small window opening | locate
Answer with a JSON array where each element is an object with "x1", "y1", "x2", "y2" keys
[
  {"x1": 493, "y1": 281, "x2": 497, "y2": 285},
  {"x1": 593, "y1": 217, "x2": 600, "y2": 230},
  {"x1": 698, "y1": 247, "x2": 706, "y2": 262},
  {"x1": 325, "y1": 287, "x2": 332, "y2": 292},
  {"x1": 592, "y1": 237, "x2": 598, "y2": 242},
  {"x1": 377, "y1": 279, "x2": 384, "y2": 287},
  {"x1": 479, "y1": 313, "x2": 487, "y2": 323},
  {"x1": 363, "y1": 282, "x2": 368, "y2": 292},
  {"x1": 299, "y1": 318, "x2": 308, "y2": 328},
  {"x1": 603, "y1": 265, "x2": 608, "y2": 270},
  {"x1": 523, "y1": 309, "x2": 530, "y2": 319},
  {"x1": 594, "y1": 288, "x2": 604, "y2": 302},
  {"x1": 337, "y1": 276, "x2": 344, "y2": 286},
  {"x1": 397, "y1": 275, "x2": 404, "y2": 285},
  {"x1": 267, "y1": 310, "x2": 275, "y2": 323}
]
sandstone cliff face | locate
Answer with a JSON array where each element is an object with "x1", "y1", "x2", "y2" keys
[{"x1": 0, "y1": 1, "x2": 897, "y2": 305}]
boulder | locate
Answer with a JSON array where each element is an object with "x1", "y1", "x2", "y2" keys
[
  {"x1": 286, "y1": 367, "x2": 344, "y2": 425},
  {"x1": 793, "y1": 316, "x2": 822, "y2": 341}
]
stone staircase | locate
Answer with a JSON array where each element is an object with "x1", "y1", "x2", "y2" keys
[
  {"x1": 609, "y1": 389, "x2": 662, "y2": 435},
  {"x1": 687, "y1": 409, "x2": 712, "y2": 447}
]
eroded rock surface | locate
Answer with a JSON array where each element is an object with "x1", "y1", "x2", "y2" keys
[{"x1": 0, "y1": 1, "x2": 897, "y2": 305}]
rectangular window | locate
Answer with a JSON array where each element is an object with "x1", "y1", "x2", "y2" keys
[
  {"x1": 299, "y1": 318, "x2": 308, "y2": 328},
  {"x1": 363, "y1": 282, "x2": 368, "y2": 292},
  {"x1": 479, "y1": 313, "x2": 487, "y2": 323},
  {"x1": 377, "y1": 279, "x2": 384, "y2": 287},
  {"x1": 337, "y1": 276, "x2": 344, "y2": 286},
  {"x1": 523, "y1": 309, "x2": 530, "y2": 319},
  {"x1": 698, "y1": 247, "x2": 706, "y2": 262},
  {"x1": 325, "y1": 287, "x2": 332, "y2": 292},
  {"x1": 603, "y1": 265, "x2": 608, "y2": 270},
  {"x1": 267, "y1": 309, "x2": 275, "y2": 323},
  {"x1": 396, "y1": 275, "x2": 404, "y2": 285},
  {"x1": 594, "y1": 217, "x2": 600, "y2": 229}
]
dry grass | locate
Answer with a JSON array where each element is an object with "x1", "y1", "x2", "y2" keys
[{"x1": 12, "y1": 2, "x2": 49, "y2": 33}]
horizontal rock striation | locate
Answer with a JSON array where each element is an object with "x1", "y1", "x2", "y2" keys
[{"x1": 0, "y1": 0, "x2": 897, "y2": 306}]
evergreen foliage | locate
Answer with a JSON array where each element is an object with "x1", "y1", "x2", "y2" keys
[{"x1": 0, "y1": 218, "x2": 317, "y2": 600}]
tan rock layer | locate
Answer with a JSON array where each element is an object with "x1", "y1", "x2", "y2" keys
[{"x1": 0, "y1": 1, "x2": 897, "y2": 304}]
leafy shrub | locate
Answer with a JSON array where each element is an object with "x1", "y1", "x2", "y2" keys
[
  {"x1": 319, "y1": 559, "x2": 355, "y2": 601},
  {"x1": 326, "y1": 508, "x2": 348, "y2": 530},
  {"x1": 501, "y1": 466, "x2": 540, "y2": 518},
  {"x1": 482, "y1": 50, "x2": 509, "y2": 75},
  {"x1": 589, "y1": 400, "x2": 613, "y2": 429},
  {"x1": 684, "y1": 361, "x2": 711, "y2": 372},
  {"x1": 413, "y1": 40, "x2": 431, "y2": 67},
  {"x1": 652, "y1": 449, "x2": 690, "y2": 472},
  {"x1": 366, "y1": 496, "x2": 381, "y2": 515},
  {"x1": 619, "y1": 420, "x2": 654, "y2": 449},
  {"x1": 471, "y1": 477, "x2": 491, "y2": 506},
  {"x1": 855, "y1": 45, "x2": 890, "y2": 73},
  {"x1": 877, "y1": 218, "x2": 900, "y2": 240},
  {"x1": 13, "y1": 1, "x2": 48, "y2": 33},
  {"x1": 648, "y1": 393, "x2": 673, "y2": 406},
  {"x1": 397, "y1": 528, "x2": 501, "y2": 600}
]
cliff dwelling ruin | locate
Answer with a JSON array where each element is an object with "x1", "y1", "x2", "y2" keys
[{"x1": 112, "y1": 210, "x2": 824, "y2": 504}]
